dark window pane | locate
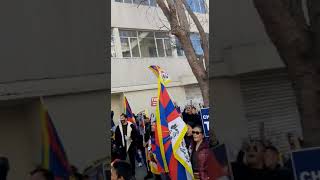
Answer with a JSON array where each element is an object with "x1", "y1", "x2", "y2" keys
[
  {"x1": 133, "y1": 0, "x2": 148, "y2": 5},
  {"x1": 124, "y1": 0, "x2": 132, "y2": 3},
  {"x1": 156, "y1": 39, "x2": 165, "y2": 57},
  {"x1": 115, "y1": 0, "x2": 122, "y2": 2},
  {"x1": 140, "y1": 38, "x2": 157, "y2": 57},
  {"x1": 190, "y1": 33, "x2": 203, "y2": 55},
  {"x1": 138, "y1": 31, "x2": 154, "y2": 38},
  {"x1": 199, "y1": 0, "x2": 207, "y2": 13},
  {"x1": 155, "y1": 32, "x2": 169, "y2": 38},
  {"x1": 120, "y1": 38, "x2": 131, "y2": 57},
  {"x1": 176, "y1": 38, "x2": 184, "y2": 56},
  {"x1": 149, "y1": 0, "x2": 157, "y2": 6},
  {"x1": 130, "y1": 38, "x2": 140, "y2": 57},
  {"x1": 187, "y1": 0, "x2": 196, "y2": 12},
  {"x1": 164, "y1": 39, "x2": 172, "y2": 57},
  {"x1": 119, "y1": 30, "x2": 137, "y2": 38}
]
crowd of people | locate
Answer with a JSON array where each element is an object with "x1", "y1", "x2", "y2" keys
[
  {"x1": 231, "y1": 139, "x2": 294, "y2": 180},
  {"x1": 111, "y1": 104, "x2": 299, "y2": 180},
  {"x1": 111, "y1": 104, "x2": 232, "y2": 180}
]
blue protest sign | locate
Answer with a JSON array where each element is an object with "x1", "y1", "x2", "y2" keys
[
  {"x1": 291, "y1": 147, "x2": 320, "y2": 180},
  {"x1": 200, "y1": 108, "x2": 209, "y2": 137}
]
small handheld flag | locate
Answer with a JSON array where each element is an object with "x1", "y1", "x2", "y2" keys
[
  {"x1": 123, "y1": 96, "x2": 136, "y2": 124},
  {"x1": 40, "y1": 98, "x2": 72, "y2": 179}
]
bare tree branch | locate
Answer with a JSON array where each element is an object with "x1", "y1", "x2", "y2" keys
[
  {"x1": 175, "y1": 0, "x2": 190, "y2": 32},
  {"x1": 182, "y1": 0, "x2": 209, "y2": 72}
]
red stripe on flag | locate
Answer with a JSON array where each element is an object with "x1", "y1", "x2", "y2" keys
[
  {"x1": 161, "y1": 126, "x2": 170, "y2": 137},
  {"x1": 159, "y1": 88, "x2": 170, "y2": 108},
  {"x1": 169, "y1": 158, "x2": 178, "y2": 180},
  {"x1": 164, "y1": 140, "x2": 171, "y2": 152},
  {"x1": 166, "y1": 110, "x2": 180, "y2": 122},
  {"x1": 45, "y1": 113, "x2": 70, "y2": 171}
]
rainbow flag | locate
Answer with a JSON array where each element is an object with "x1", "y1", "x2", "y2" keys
[
  {"x1": 149, "y1": 66, "x2": 193, "y2": 180},
  {"x1": 124, "y1": 96, "x2": 136, "y2": 124},
  {"x1": 40, "y1": 99, "x2": 72, "y2": 179}
]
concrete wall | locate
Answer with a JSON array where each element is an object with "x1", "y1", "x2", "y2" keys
[
  {"x1": 43, "y1": 91, "x2": 108, "y2": 171},
  {"x1": 0, "y1": 91, "x2": 108, "y2": 178},
  {"x1": 211, "y1": 78, "x2": 248, "y2": 161},
  {"x1": 0, "y1": 0, "x2": 107, "y2": 100},
  {"x1": 111, "y1": 58, "x2": 198, "y2": 92},
  {"x1": 111, "y1": 1, "x2": 209, "y2": 33},
  {"x1": 211, "y1": 0, "x2": 285, "y2": 77},
  {"x1": 0, "y1": 105, "x2": 34, "y2": 180}
]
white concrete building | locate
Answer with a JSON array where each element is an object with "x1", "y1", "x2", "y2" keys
[
  {"x1": 212, "y1": 0, "x2": 303, "y2": 159},
  {"x1": 111, "y1": 0, "x2": 209, "y2": 124},
  {"x1": 0, "y1": 1, "x2": 107, "y2": 179}
]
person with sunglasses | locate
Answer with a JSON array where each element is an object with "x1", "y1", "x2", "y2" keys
[{"x1": 190, "y1": 125, "x2": 228, "y2": 180}]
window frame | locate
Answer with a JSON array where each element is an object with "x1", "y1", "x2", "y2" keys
[{"x1": 118, "y1": 29, "x2": 173, "y2": 58}]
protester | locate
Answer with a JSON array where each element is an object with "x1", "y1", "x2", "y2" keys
[
  {"x1": 182, "y1": 105, "x2": 193, "y2": 124},
  {"x1": 135, "y1": 113, "x2": 145, "y2": 167},
  {"x1": 0, "y1": 157, "x2": 9, "y2": 180},
  {"x1": 185, "y1": 122, "x2": 194, "y2": 151},
  {"x1": 264, "y1": 146, "x2": 293, "y2": 180},
  {"x1": 29, "y1": 168, "x2": 54, "y2": 180},
  {"x1": 71, "y1": 165, "x2": 83, "y2": 180},
  {"x1": 231, "y1": 140, "x2": 269, "y2": 180},
  {"x1": 190, "y1": 125, "x2": 227, "y2": 180},
  {"x1": 111, "y1": 160, "x2": 133, "y2": 180},
  {"x1": 144, "y1": 120, "x2": 162, "y2": 180},
  {"x1": 114, "y1": 113, "x2": 138, "y2": 177}
]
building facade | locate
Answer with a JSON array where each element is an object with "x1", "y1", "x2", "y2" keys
[
  {"x1": 211, "y1": 0, "x2": 303, "y2": 159},
  {"x1": 111, "y1": 0, "x2": 209, "y2": 124}
]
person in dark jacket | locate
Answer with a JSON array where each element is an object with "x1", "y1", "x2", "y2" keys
[
  {"x1": 111, "y1": 160, "x2": 132, "y2": 180},
  {"x1": 190, "y1": 125, "x2": 227, "y2": 180},
  {"x1": 231, "y1": 140, "x2": 269, "y2": 180},
  {"x1": 184, "y1": 122, "x2": 194, "y2": 152},
  {"x1": 0, "y1": 157, "x2": 9, "y2": 180},
  {"x1": 114, "y1": 113, "x2": 138, "y2": 176},
  {"x1": 264, "y1": 146, "x2": 293, "y2": 180}
]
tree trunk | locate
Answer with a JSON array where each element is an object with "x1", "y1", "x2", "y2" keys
[{"x1": 253, "y1": 0, "x2": 320, "y2": 147}]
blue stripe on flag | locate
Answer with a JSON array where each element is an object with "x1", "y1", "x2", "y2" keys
[
  {"x1": 177, "y1": 161, "x2": 187, "y2": 179},
  {"x1": 159, "y1": 103, "x2": 169, "y2": 127},
  {"x1": 164, "y1": 100, "x2": 175, "y2": 118}
]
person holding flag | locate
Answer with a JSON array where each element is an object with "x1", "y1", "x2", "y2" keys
[
  {"x1": 148, "y1": 65, "x2": 194, "y2": 180},
  {"x1": 114, "y1": 113, "x2": 138, "y2": 177}
]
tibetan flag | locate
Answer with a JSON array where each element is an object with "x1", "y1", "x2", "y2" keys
[
  {"x1": 124, "y1": 96, "x2": 136, "y2": 124},
  {"x1": 40, "y1": 100, "x2": 72, "y2": 179},
  {"x1": 149, "y1": 65, "x2": 171, "y2": 86},
  {"x1": 149, "y1": 66, "x2": 193, "y2": 180}
]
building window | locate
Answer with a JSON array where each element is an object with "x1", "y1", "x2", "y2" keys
[
  {"x1": 176, "y1": 33, "x2": 208, "y2": 56},
  {"x1": 190, "y1": 33, "x2": 203, "y2": 55},
  {"x1": 119, "y1": 29, "x2": 173, "y2": 58},
  {"x1": 111, "y1": 32, "x2": 116, "y2": 57},
  {"x1": 187, "y1": 0, "x2": 207, "y2": 14},
  {"x1": 119, "y1": 30, "x2": 140, "y2": 58},
  {"x1": 115, "y1": 0, "x2": 157, "y2": 7}
]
